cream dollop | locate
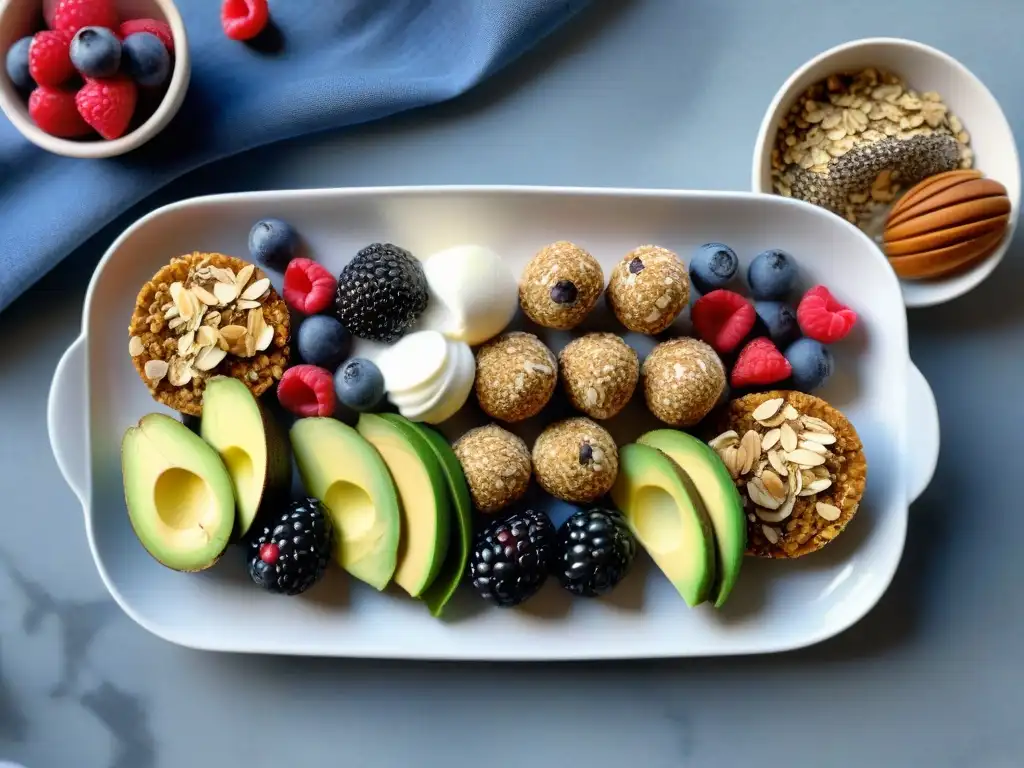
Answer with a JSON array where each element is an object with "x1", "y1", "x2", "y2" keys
[{"x1": 415, "y1": 244, "x2": 518, "y2": 346}]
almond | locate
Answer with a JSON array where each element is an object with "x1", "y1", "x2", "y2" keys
[{"x1": 883, "y1": 170, "x2": 1010, "y2": 280}]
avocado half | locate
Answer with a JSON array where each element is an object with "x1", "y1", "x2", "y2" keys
[
  {"x1": 200, "y1": 376, "x2": 292, "y2": 541},
  {"x1": 356, "y1": 414, "x2": 451, "y2": 598},
  {"x1": 122, "y1": 413, "x2": 236, "y2": 572},
  {"x1": 638, "y1": 429, "x2": 746, "y2": 608},
  {"x1": 380, "y1": 414, "x2": 472, "y2": 617},
  {"x1": 290, "y1": 417, "x2": 400, "y2": 590},
  {"x1": 610, "y1": 442, "x2": 716, "y2": 607}
]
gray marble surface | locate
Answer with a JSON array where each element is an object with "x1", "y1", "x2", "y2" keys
[{"x1": 3, "y1": 1, "x2": 1023, "y2": 766}]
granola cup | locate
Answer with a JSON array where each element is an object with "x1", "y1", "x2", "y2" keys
[
  {"x1": 708, "y1": 391, "x2": 866, "y2": 559},
  {"x1": 127, "y1": 252, "x2": 291, "y2": 417}
]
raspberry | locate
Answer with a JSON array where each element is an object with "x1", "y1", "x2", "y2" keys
[
  {"x1": 796, "y1": 285, "x2": 857, "y2": 344},
  {"x1": 277, "y1": 365, "x2": 336, "y2": 417},
  {"x1": 28, "y1": 85, "x2": 91, "y2": 137},
  {"x1": 731, "y1": 338, "x2": 792, "y2": 389},
  {"x1": 52, "y1": 0, "x2": 119, "y2": 36},
  {"x1": 284, "y1": 258, "x2": 336, "y2": 315},
  {"x1": 118, "y1": 19, "x2": 174, "y2": 53},
  {"x1": 75, "y1": 75, "x2": 136, "y2": 139},
  {"x1": 29, "y1": 30, "x2": 74, "y2": 87},
  {"x1": 221, "y1": 0, "x2": 269, "y2": 41},
  {"x1": 691, "y1": 289, "x2": 756, "y2": 354}
]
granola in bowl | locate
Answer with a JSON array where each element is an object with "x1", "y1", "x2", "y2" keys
[
  {"x1": 708, "y1": 390, "x2": 866, "y2": 558},
  {"x1": 127, "y1": 251, "x2": 291, "y2": 416}
]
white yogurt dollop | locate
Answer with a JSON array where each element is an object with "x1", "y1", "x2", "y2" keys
[{"x1": 415, "y1": 244, "x2": 518, "y2": 346}]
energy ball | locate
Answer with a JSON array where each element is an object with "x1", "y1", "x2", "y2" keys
[
  {"x1": 519, "y1": 241, "x2": 604, "y2": 329},
  {"x1": 453, "y1": 424, "x2": 532, "y2": 514},
  {"x1": 643, "y1": 337, "x2": 725, "y2": 427},
  {"x1": 532, "y1": 417, "x2": 619, "y2": 504},
  {"x1": 607, "y1": 245, "x2": 690, "y2": 334},
  {"x1": 559, "y1": 333, "x2": 639, "y2": 420},
  {"x1": 475, "y1": 332, "x2": 557, "y2": 422}
]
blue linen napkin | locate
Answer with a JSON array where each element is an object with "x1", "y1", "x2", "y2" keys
[{"x1": 0, "y1": 0, "x2": 591, "y2": 313}]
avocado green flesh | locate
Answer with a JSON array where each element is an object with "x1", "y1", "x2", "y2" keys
[
  {"x1": 121, "y1": 413, "x2": 235, "y2": 572},
  {"x1": 290, "y1": 417, "x2": 400, "y2": 590},
  {"x1": 357, "y1": 414, "x2": 451, "y2": 598},
  {"x1": 200, "y1": 376, "x2": 291, "y2": 539},
  {"x1": 638, "y1": 429, "x2": 746, "y2": 607},
  {"x1": 610, "y1": 443, "x2": 716, "y2": 607},
  {"x1": 381, "y1": 415, "x2": 472, "y2": 617}
]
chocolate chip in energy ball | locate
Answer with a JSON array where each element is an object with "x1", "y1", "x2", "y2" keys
[
  {"x1": 550, "y1": 279, "x2": 579, "y2": 305},
  {"x1": 629, "y1": 257, "x2": 645, "y2": 274}
]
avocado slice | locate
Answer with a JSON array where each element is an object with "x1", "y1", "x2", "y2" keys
[
  {"x1": 290, "y1": 417, "x2": 400, "y2": 590},
  {"x1": 637, "y1": 429, "x2": 746, "y2": 607},
  {"x1": 121, "y1": 413, "x2": 235, "y2": 572},
  {"x1": 200, "y1": 376, "x2": 292, "y2": 541},
  {"x1": 610, "y1": 442, "x2": 716, "y2": 606},
  {"x1": 356, "y1": 414, "x2": 451, "y2": 598},
  {"x1": 380, "y1": 414, "x2": 472, "y2": 617}
]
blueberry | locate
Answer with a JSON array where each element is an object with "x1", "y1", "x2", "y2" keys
[
  {"x1": 550, "y1": 279, "x2": 578, "y2": 305},
  {"x1": 297, "y1": 315, "x2": 352, "y2": 370},
  {"x1": 121, "y1": 32, "x2": 170, "y2": 88},
  {"x1": 754, "y1": 301, "x2": 800, "y2": 349},
  {"x1": 690, "y1": 242, "x2": 738, "y2": 294},
  {"x1": 785, "y1": 338, "x2": 834, "y2": 392},
  {"x1": 747, "y1": 249, "x2": 797, "y2": 300},
  {"x1": 70, "y1": 27, "x2": 122, "y2": 79},
  {"x1": 334, "y1": 358, "x2": 385, "y2": 412},
  {"x1": 249, "y1": 218, "x2": 300, "y2": 270},
  {"x1": 5, "y1": 36, "x2": 34, "y2": 92}
]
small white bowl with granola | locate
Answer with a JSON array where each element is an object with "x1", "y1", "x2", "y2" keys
[{"x1": 752, "y1": 37, "x2": 1019, "y2": 308}]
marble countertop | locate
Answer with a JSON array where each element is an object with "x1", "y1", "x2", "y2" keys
[{"x1": 2, "y1": 1, "x2": 1022, "y2": 766}]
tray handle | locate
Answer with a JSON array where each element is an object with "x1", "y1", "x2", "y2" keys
[
  {"x1": 48, "y1": 335, "x2": 89, "y2": 507},
  {"x1": 906, "y1": 361, "x2": 940, "y2": 504}
]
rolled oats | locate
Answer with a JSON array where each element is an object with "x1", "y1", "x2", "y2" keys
[{"x1": 771, "y1": 67, "x2": 972, "y2": 238}]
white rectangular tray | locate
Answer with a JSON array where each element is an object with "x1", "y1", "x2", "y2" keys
[{"x1": 48, "y1": 186, "x2": 939, "y2": 659}]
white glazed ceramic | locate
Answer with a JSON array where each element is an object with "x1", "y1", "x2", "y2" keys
[
  {"x1": 0, "y1": 0, "x2": 190, "y2": 159},
  {"x1": 48, "y1": 185, "x2": 939, "y2": 659},
  {"x1": 752, "y1": 37, "x2": 1020, "y2": 308}
]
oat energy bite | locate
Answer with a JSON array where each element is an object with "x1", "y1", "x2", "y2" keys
[
  {"x1": 519, "y1": 241, "x2": 604, "y2": 330},
  {"x1": 453, "y1": 424, "x2": 532, "y2": 514},
  {"x1": 708, "y1": 391, "x2": 866, "y2": 559},
  {"x1": 128, "y1": 252, "x2": 291, "y2": 416},
  {"x1": 474, "y1": 332, "x2": 557, "y2": 423},
  {"x1": 559, "y1": 333, "x2": 639, "y2": 420},
  {"x1": 642, "y1": 337, "x2": 725, "y2": 428},
  {"x1": 607, "y1": 245, "x2": 690, "y2": 334}
]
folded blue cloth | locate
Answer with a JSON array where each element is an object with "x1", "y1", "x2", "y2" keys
[{"x1": 0, "y1": 0, "x2": 590, "y2": 313}]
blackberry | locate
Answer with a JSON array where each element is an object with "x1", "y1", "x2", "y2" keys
[
  {"x1": 247, "y1": 499, "x2": 333, "y2": 596},
  {"x1": 335, "y1": 243, "x2": 429, "y2": 343},
  {"x1": 469, "y1": 509, "x2": 556, "y2": 607},
  {"x1": 555, "y1": 507, "x2": 636, "y2": 597}
]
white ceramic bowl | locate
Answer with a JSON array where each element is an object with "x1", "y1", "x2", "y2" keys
[
  {"x1": 0, "y1": 0, "x2": 189, "y2": 159},
  {"x1": 47, "y1": 185, "x2": 940, "y2": 660},
  {"x1": 752, "y1": 37, "x2": 1020, "y2": 308}
]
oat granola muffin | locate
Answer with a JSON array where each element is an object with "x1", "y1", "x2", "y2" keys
[
  {"x1": 128, "y1": 252, "x2": 291, "y2": 417},
  {"x1": 707, "y1": 391, "x2": 867, "y2": 559}
]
